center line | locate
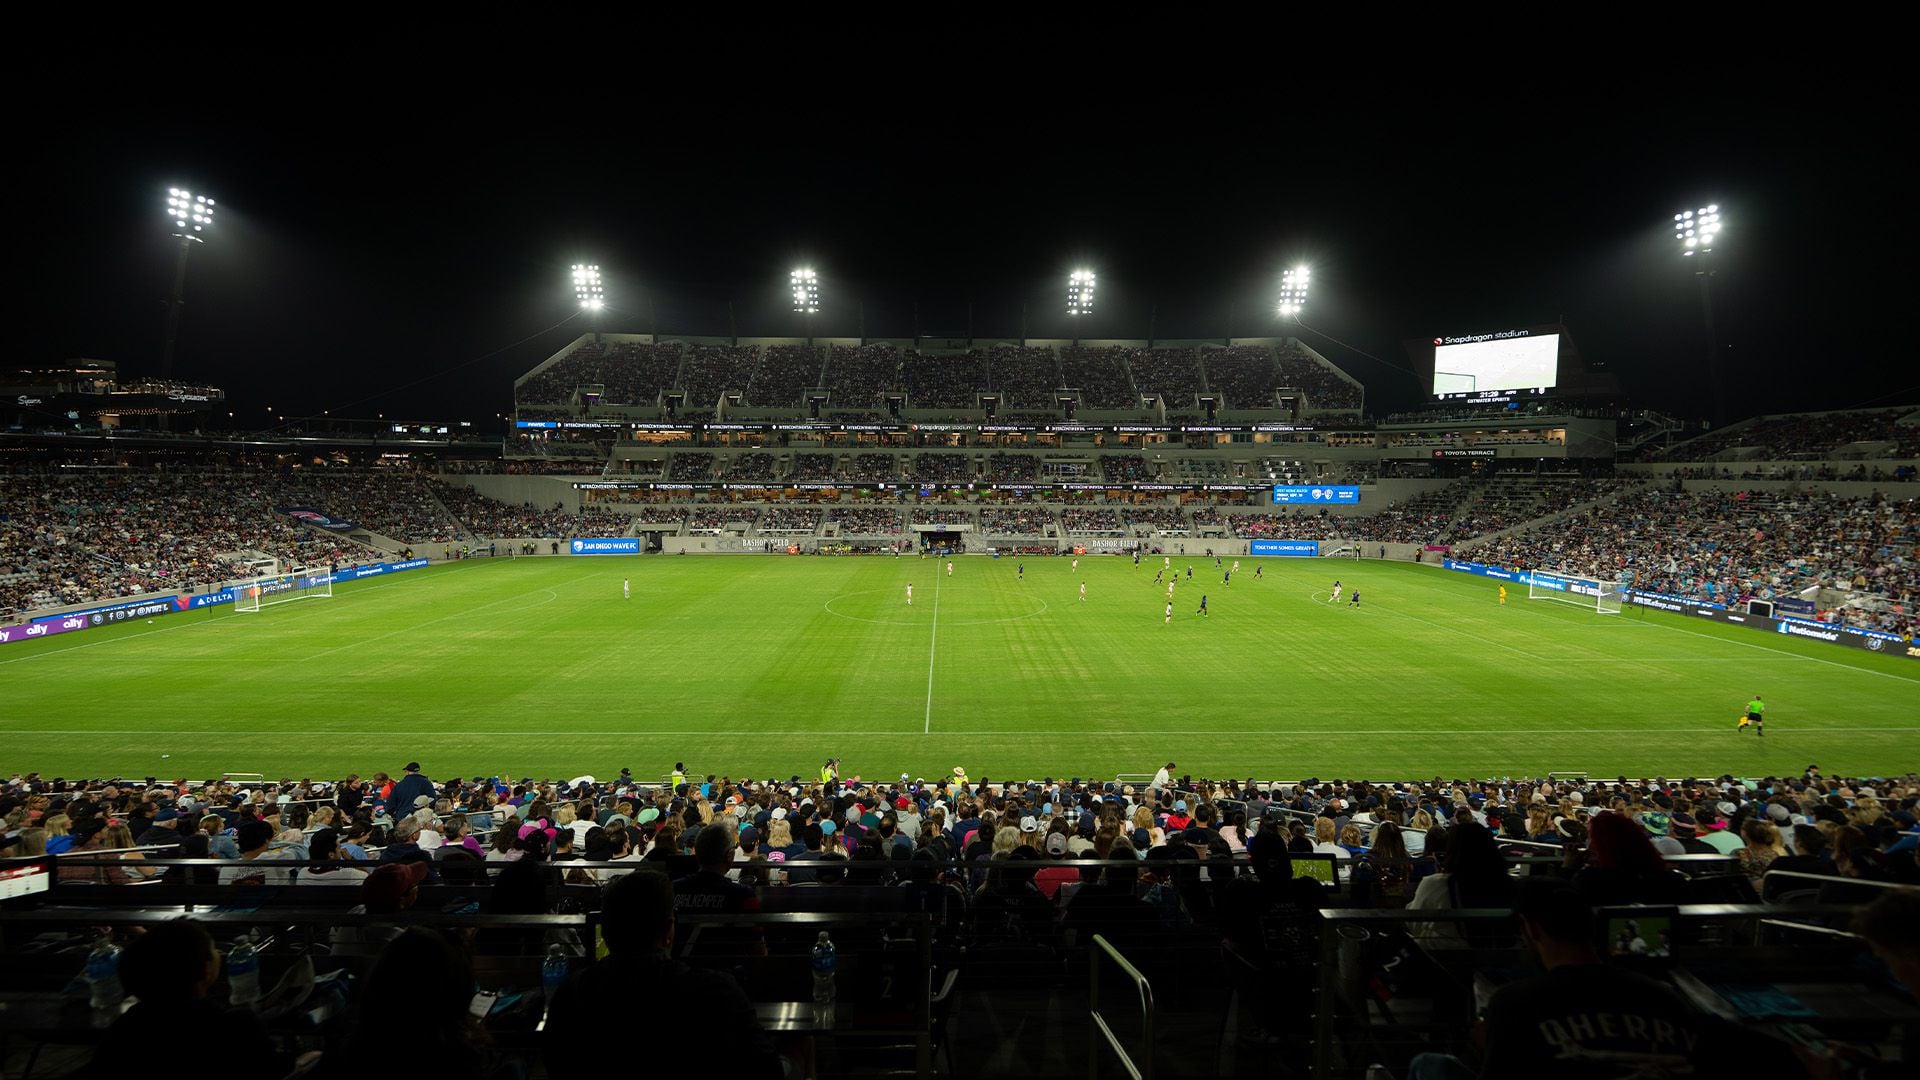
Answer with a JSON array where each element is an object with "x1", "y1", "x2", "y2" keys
[{"x1": 924, "y1": 573, "x2": 942, "y2": 734}]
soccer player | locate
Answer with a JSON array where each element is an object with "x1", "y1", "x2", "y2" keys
[
  {"x1": 947, "y1": 560, "x2": 953, "y2": 577},
  {"x1": 1154, "y1": 568, "x2": 1164, "y2": 584},
  {"x1": 1254, "y1": 565, "x2": 1263, "y2": 580},
  {"x1": 1186, "y1": 566, "x2": 1193, "y2": 581},
  {"x1": 1079, "y1": 581, "x2": 1087, "y2": 602},
  {"x1": 1018, "y1": 563, "x2": 1025, "y2": 580},
  {"x1": 1223, "y1": 570, "x2": 1231, "y2": 587},
  {"x1": 1329, "y1": 580, "x2": 1342, "y2": 603},
  {"x1": 1167, "y1": 581, "x2": 1176, "y2": 599},
  {"x1": 1738, "y1": 694, "x2": 1764, "y2": 736},
  {"x1": 623, "y1": 577, "x2": 630, "y2": 600},
  {"x1": 1499, "y1": 584, "x2": 1508, "y2": 605},
  {"x1": 1196, "y1": 594, "x2": 1209, "y2": 617},
  {"x1": 1232, "y1": 559, "x2": 1240, "y2": 574},
  {"x1": 1072, "y1": 557, "x2": 1080, "y2": 572},
  {"x1": 1164, "y1": 600, "x2": 1172, "y2": 625},
  {"x1": 1349, "y1": 590, "x2": 1361, "y2": 608},
  {"x1": 1164, "y1": 556, "x2": 1171, "y2": 569},
  {"x1": 906, "y1": 584, "x2": 913, "y2": 606},
  {"x1": 1133, "y1": 551, "x2": 1141, "y2": 567}
]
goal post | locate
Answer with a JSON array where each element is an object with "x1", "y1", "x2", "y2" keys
[
  {"x1": 1527, "y1": 569, "x2": 1623, "y2": 614},
  {"x1": 233, "y1": 566, "x2": 333, "y2": 613}
]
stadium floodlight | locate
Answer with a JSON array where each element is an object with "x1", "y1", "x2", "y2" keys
[
  {"x1": 1278, "y1": 266, "x2": 1311, "y2": 317},
  {"x1": 1067, "y1": 269, "x2": 1096, "y2": 316},
  {"x1": 1674, "y1": 204, "x2": 1721, "y2": 256},
  {"x1": 791, "y1": 268, "x2": 819, "y2": 314},
  {"x1": 166, "y1": 187, "x2": 216, "y2": 242},
  {"x1": 572, "y1": 264, "x2": 605, "y2": 310}
]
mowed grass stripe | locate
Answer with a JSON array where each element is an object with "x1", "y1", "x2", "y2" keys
[{"x1": 2, "y1": 556, "x2": 1913, "y2": 779}]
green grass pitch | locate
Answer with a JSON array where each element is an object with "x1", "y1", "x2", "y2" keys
[{"x1": 3, "y1": 555, "x2": 1915, "y2": 783}]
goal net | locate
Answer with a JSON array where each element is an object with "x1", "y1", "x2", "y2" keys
[
  {"x1": 1527, "y1": 569, "x2": 1623, "y2": 614},
  {"x1": 233, "y1": 566, "x2": 334, "y2": 613}
]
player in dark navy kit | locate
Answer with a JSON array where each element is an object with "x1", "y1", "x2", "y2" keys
[
  {"x1": 1196, "y1": 594, "x2": 1209, "y2": 617},
  {"x1": 1223, "y1": 570, "x2": 1231, "y2": 587},
  {"x1": 1254, "y1": 565, "x2": 1263, "y2": 580},
  {"x1": 1348, "y1": 590, "x2": 1361, "y2": 608}
]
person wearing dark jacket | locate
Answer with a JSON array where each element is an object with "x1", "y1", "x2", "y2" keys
[
  {"x1": 545, "y1": 870, "x2": 778, "y2": 1076},
  {"x1": 387, "y1": 762, "x2": 435, "y2": 815}
]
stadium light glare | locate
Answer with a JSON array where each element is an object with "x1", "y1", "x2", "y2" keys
[
  {"x1": 1675, "y1": 204, "x2": 1721, "y2": 256},
  {"x1": 791, "y1": 268, "x2": 819, "y2": 314},
  {"x1": 1278, "y1": 266, "x2": 1311, "y2": 317},
  {"x1": 571, "y1": 264, "x2": 605, "y2": 310},
  {"x1": 165, "y1": 187, "x2": 215, "y2": 241},
  {"x1": 1067, "y1": 269, "x2": 1096, "y2": 316}
]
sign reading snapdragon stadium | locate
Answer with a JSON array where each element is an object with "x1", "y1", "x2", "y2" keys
[
  {"x1": 1272, "y1": 485, "x2": 1359, "y2": 505},
  {"x1": 1441, "y1": 560, "x2": 1919, "y2": 661},
  {"x1": 3, "y1": 557, "x2": 433, "y2": 648},
  {"x1": 569, "y1": 538, "x2": 640, "y2": 556},
  {"x1": 1249, "y1": 540, "x2": 1320, "y2": 557}
]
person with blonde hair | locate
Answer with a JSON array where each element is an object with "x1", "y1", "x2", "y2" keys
[
  {"x1": 1131, "y1": 805, "x2": 1165, "y2": 848},
  {"x1": 16, "y1": 828, "x2": 48, "y2": 858},
  {"x1": 104, "y1": 824, "x2": 162, "y2": 883},
  {"x1": 42, "y1": 813, "x2": 75, "y2": 855}
]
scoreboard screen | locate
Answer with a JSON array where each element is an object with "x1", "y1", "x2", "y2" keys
[
  {"x1": 1432, "y1": 331, "x2": 1559, "y2": 399},
  {"x1": 1272, "y1": 485, "x2": 1359, "y2": 505}
]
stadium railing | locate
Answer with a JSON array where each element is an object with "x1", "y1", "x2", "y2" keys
[{"x1": 1088, "y1": 933, "x2": 1155, "y2": 1080}]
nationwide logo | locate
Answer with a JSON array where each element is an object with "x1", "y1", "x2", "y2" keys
[{"x1": 1776, "y1": 621, "x2": 1841, "y2": 642}]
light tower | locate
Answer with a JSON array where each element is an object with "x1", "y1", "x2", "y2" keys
[
  {"x1": 573, "y1": 264, "x2": 605, "y2": 343},
  {"x1": 1674, "y1": 204, "x2": 1725, "y2": 424},
  {"x1": 1277, "y1": 266, "x2": 1310, "y2": 319},
  {"x1": 790, "y1": 268, "x2": 819, "y2": 314},
  {"x1": 1067, "y1": 269, "x2": 1096, "y2": 317},
  {"x1": 161, "y1": 188, "x2": 216, "y2": 379}
]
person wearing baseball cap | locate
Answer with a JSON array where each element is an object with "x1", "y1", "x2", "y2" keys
[{"x1": 388, "y1": 762, "x2": 434, "y2": 817}]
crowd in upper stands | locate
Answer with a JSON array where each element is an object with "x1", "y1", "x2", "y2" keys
[{"x1": 1659, "y1": 408, "x2": 1919, "y2": 462}]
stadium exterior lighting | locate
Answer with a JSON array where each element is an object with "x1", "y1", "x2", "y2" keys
[
  {"x1": 160, "y1": 187, "x2": 218, "y2": 381},
  {"x1": 1067, "y1": 269, "x2": 1096, "y2": 316},
  {"x1": 1674, "y1": 204, "x2": 1721, "y2": 256},
  {"x1": 1278, "y1": 266, "x2": 1311, "y2": 317},
  {"x1": 572, "y1": 264, "x2": 605, "y2": 310},
  {"x1": 791, "y1": 268, "x2": 819, "y2": 314}
]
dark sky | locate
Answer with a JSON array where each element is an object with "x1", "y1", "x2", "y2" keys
[{"x1": 20, "y1": 75, "x2": 1909, "y2": 427}]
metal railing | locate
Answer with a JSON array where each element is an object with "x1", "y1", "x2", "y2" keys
[{"x1": 1088, "y1": 933, "x2": 1154, "y2": 1080}]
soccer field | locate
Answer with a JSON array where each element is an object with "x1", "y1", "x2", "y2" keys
[{"x1": 4, "y1": 555, "x2": 1916, "y2": 782}]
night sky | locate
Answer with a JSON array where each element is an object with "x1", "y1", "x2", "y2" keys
[{"x1": 21, "y1": 77, "x2": 1908, "y2": 427}]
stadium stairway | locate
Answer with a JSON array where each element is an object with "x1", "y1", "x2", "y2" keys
[
  {"x1": 1449, "y1": 479, "x2": 1656, "y2": 555},
  {"x1": 422, "y1": 482, "x2": 477, "y2": 544}
]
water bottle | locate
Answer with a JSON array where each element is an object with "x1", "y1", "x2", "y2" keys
[
  {"x1": 810, "y1": 931, "x2": 837, "y2": 1026},
  {"x1": 85, "y1": 937, "x2": 123, "y2": 1009},
  {"x1": 542, "y1": 943, "x2": 569, "y2": 1002},
  {"x1": 228, "y1": 930, "x2": 261, "y2": 1007}
]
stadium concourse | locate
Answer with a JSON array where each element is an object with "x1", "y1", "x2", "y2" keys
[{"x1": 2, "y1": 764, "x2": 1917, "y2": 1077}]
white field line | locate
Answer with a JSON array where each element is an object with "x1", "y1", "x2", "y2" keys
[{"x1": 924, "y1": 574, "x2": 942, "y2": 735}]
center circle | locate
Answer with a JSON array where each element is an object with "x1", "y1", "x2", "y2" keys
[{"x1": 822, "y1": 588, "x2": 1051, "y2": 627}]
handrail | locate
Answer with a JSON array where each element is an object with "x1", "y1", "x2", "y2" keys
[{"x1": 1088, "y1": 933, "x2": 1154, "y2": 1080}]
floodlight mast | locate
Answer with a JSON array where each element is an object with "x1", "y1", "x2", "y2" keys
[
  {"x1": 1278, "y1": 266, "x2": 1310, "y2": 320},
  {"x1": 1674, "y1": 205, "x2": 1725, "y2": 424},
  {"x1": 1067, "y1": 269, "x2": 1095, "y2": 344},
  {"x1": 791, "y1": 268, "x2": 819, "y2": 344},
  {"x1": 160, "y1": 188, "x2": 216, "y2": 380},
  {"x1": 572, "y1": 264, "x2": 605, "y2": 342}
]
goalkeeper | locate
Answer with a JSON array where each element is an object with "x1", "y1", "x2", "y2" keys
[{"x1": 1737, "y1": 694, "x2": 1765, "y2": 736}]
